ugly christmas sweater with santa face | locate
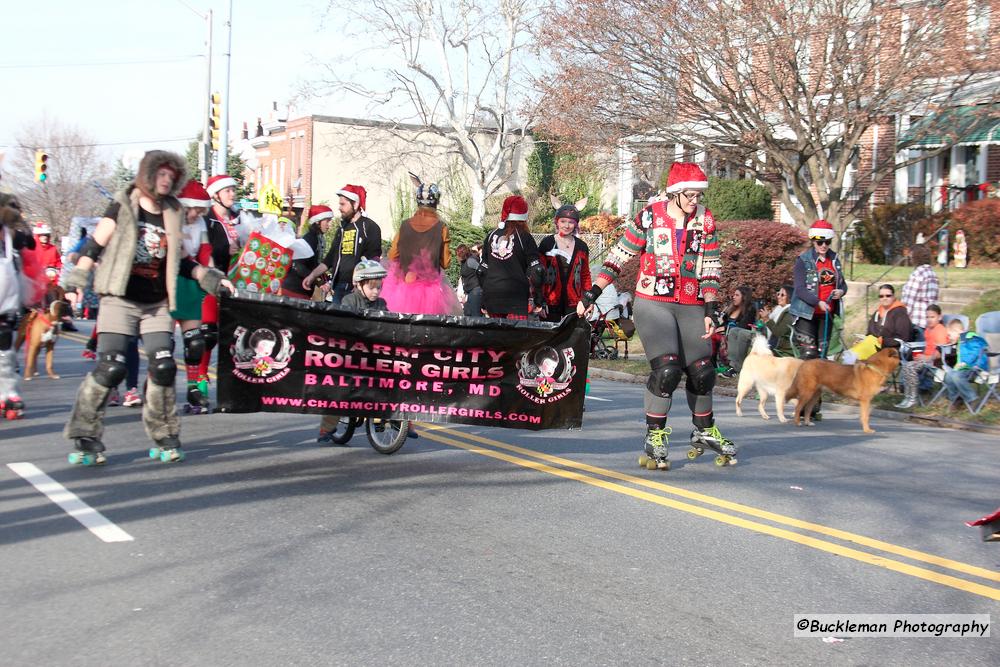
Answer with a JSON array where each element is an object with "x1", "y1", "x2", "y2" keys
[{"x1": 598, "y1": 200, "x2": 721, "y2": 304}]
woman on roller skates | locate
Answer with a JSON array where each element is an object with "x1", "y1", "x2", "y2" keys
[
  {"x1": 0, "y1": 193, "x2": 33, "y2": 420},
  {"x1": 537, "y1": 196, "x2": 591, "y2": 323},
  {"x1": 61, "y1": 151, "x2": 233, "y2": 465},
  {"x1": 479, "y1": 195, "x2": 544, "y2": 320},
  {"x1": 577, "y1": 162, "x2": 736, "y2": 470},
  {"x1": 380, "y1": 173, "x2": 459, "y2": 316},
  {"x1": 172, "y1": 179, "x2": 217, "y2": 414}
]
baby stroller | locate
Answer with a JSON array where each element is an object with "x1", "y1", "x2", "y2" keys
[{"x1": 590, "y1": 305, "x2": 635, "y2": 360}]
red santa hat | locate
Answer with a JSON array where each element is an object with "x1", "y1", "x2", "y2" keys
[
  {"x1": 307, "y1": 204, "x2": 334, "y2": 225},
  {"x1": 808, "y1": 219, "x2": 835, "y2": 240},
  {"x1": 33, "y1": 221, "x2": 52, "y2": 236},
  {"x1": 177, "y1": 180, "x2": 212, "y2": 208},
  {"x1": 206, "y1": 174, "x2": 238, "y2": 196},
  {"x1": 336, "y1": 184, "x2": 367, "y2": 212},
  {"x1": 499, "y1": 195, "x2": 529, "y2": 229},
  {"x1": 664, "y1": 162, "x2": 709, "y2": 194}
]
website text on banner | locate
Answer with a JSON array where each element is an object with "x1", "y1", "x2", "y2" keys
[{"x1": 216, "y1": 293, "x2": 590, "y2": 430}]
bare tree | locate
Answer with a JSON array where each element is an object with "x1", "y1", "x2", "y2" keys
[
  {"x1": 6, "y1": 118, "x2": 110, "y2": 238},
  {"x1": 314, "y1": 0, "x2": 541, "y2": 226},
  {"x1": 537, "y1": 0, "x2": 1000, "y2": 241}
]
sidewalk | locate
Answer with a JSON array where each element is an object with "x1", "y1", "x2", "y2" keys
[{"x1": 587, "y1": 365, "x2": 1000, "y2": 436}]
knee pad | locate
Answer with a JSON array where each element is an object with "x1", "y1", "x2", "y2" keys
[
  {"x1": 685, "y1": 357, "x2": 716, "y2": 395},
  {"x1": 93, "y1": 352, "x2": 128, "y2": 388},
  {"x1": 646, "y1": 354, "x2": 683, "y2": 397},
  {"x1": 147, "y1": 348, "x2": 177, "y2": 386},
  {"x1": 182, "y1": 329, "x2": 206, "y2": 365},
  {"x1": 200, "y1": 322, "x2": 219, "y2": 349},
  {"x1": 0, "y1": 320, "x2": 12, "y2": 349}
]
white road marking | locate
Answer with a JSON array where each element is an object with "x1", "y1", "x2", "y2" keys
[
  {"x1": 7, "y1": 463, "x2": 134, "y2": 543},
  {"x1": 585, "y1": 395, "x2": 612, "y2": 402}
]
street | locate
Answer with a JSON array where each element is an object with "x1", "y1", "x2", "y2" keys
[{"x1": 2, "y1": 325, "x2": 998, "y2": 666}]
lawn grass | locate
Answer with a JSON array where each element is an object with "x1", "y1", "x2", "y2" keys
[{"x1": 844, "y1": 262, "x2": 1000, "y2": 290}]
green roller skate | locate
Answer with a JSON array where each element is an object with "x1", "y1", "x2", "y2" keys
[
  {"x1": 637, "y1": 426, "x2": 671, "y2": 471},
  {"x1": 68, "y1": 437, "x2": 107, "y2": 466},
  {"x1": 688, "y1": 424, "x2": 737, "y2": 466},
  {"x1": 149, "y1": 436, "x2": 186, "y2": 463}
]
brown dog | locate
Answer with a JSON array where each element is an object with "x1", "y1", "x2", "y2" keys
[
  {"x1": 16, "y1": 286, "x2": 69, "y2": 380},
  {"x1": 792, "y1": 347, "x2": 900, "y2": 433}
]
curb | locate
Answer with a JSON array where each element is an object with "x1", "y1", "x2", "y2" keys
[{"x1": 587, "y1": 366, "x2": 1000, "y2": 436}]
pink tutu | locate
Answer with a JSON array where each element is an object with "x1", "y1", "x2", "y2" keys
[{"x1": 381, "y1": 250, "x2": 460, "y2": 316}]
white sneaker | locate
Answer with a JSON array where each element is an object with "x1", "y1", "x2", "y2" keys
[{"x1": 894, "y1": 398, "x2": 916, "y2": 409}]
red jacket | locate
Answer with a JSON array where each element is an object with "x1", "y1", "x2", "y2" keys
[{"x1": 538, "y1": 235, "x2": 591, "y2": 311}]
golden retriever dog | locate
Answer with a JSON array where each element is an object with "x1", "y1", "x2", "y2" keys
[
  {"x1": 735, "y1": 335, "x2": 804, "y2": 422},
  {"x1": 16, "y1": 285, "x2": 69, "y2": 381},
  {"x1": 792, "y1": 347, "x2": 900, "y2": 433}
]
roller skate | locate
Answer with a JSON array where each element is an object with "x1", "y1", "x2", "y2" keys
[
  {"x1": 182, "y1": 382, "x2": 209, "y2": 415},
  {"x1": 149, "y1": 435, "x2": 185, "y2": 463},
  {"x1": 2, "y1": 396, "x2": 24, "y2": 420},
  {"x1": 68, "y1": 437, "x2": 106, "y2": 466},
  {"x1": 637, "y1": 426, "x2": 671, "y2": 471},
  {"x1": 688, "y1": 424, "x2": 738, "y2": 466}
]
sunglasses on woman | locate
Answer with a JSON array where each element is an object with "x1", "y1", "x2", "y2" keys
[{"x1": 810, "y1": 237, "x2": 830, "y2": 246}]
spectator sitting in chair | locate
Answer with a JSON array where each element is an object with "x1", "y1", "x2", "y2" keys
[
  {"x1": 943, "y1": 319, "x2": 990, "y2": 407},
  {"x1": 895, "y1": 304, "x2": 948, "y2": 409},
  {"x1": 714, "y1": 285, "x2": 756, "y2": 377},
  {"x1": 845, "y1": 283, "x2": 912, "y2": 364},
  {"x1": 763, "y1": 283, "x2": 794, "y2": 356}
]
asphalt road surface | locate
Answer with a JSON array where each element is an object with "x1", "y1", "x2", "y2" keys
[{"x1": 2, "y1": 323, "x2": 998, "y2": 666}]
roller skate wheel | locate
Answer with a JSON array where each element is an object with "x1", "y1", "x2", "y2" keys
[
  {"x1": 715, "y1": 455, "x2": 731, "y2": 467},
  {"x1": 149, "y1": 447, "x2": 161, "y2": 459},
  {"x1": 645, "y1": 459, "x2": 658, "y2": 471},
  {"x1": 68, "y1": 452, "x2": 83, "y2": 465},
  {"x1": 159, "y1": 449, "x2": 184, "y2": 463},
  {"x1": 638, "y1": 454, "x2": 649, "y2": 468},
  {"x1": 686, "y1": 449, "x2": 699, "y2": 460},
  {"x1": 6, "y1": 410, "x2": 18, "y2": 420}
]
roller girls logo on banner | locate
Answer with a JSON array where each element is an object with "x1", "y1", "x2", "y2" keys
[
  {"x1": 230, "y1": 325, "x2": 295, "y2": 383},
  {"x1": 516, "y1": 346, "x2": 577, "y2": 403},
  {"x1": 228, "y1": 232, "x2": 291, "y2": 295},
  {"x1": 216, "y1": 293, "x2": 591, "y2": 430}
]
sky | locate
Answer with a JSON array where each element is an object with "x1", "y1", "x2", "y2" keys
[{"x1": 0, "y1": 0, "x2": 369, "y2": 170}]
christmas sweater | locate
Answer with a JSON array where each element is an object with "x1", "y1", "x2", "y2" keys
[{"x1": 598, "y1": 200, "x2": 721, "y2": 304}]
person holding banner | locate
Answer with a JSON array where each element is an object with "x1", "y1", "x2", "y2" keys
[
  {"x1": 302, "y1": 185, "x2": 381, "y2": 305},
  {"x1": 577, "y1": 162, "x2": 736, "y2": 471},
  {"x1": 62, "y1": 151, "x2": 233, "y2": 465},
  {"x1": 381, "y1": 173, "x2": 459, "y2": 316},
  {"x1": 479, "y1": 195, "x2": 543, "y2": 320}
]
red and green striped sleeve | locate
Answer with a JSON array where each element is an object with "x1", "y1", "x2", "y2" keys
[{"x1": 698, "y1": 210, "x2": 721, "y2": 300}]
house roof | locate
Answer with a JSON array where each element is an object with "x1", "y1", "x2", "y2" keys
[{"x1": 900, "y1": 104, "x2": 1000, "y2": 148}]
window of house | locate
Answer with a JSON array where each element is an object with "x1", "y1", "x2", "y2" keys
[
  {"x1": 962, "y1": 146, "x2": 980, "y2": 185},
  {"x1": 968, "y1": 0, "x2": 990, "y2": 51},
  {"x1": 906, "y1": 149, "x2": 924, "y2": 187}
]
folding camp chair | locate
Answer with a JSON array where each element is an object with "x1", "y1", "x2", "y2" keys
[{"x1": 973, "y1": 312, "x2": 1000, "y2": 414}]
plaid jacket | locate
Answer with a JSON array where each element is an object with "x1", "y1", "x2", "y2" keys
[{"x1": 901, "y1": 264, "x2": 939, "y2": 328}]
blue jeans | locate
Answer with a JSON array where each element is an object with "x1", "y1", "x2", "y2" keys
[
  {"x1": 330, "y1": 282, "x2": 352, "y2": 305},
  {"x1": 944, "y1": 368, "x2": 978, "y2": 404}
]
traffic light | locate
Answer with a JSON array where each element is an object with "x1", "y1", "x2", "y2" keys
[
  {"x1": 34, "y1": 150, "x2": 49, "y2": 183},
  {"x1": 210, "y1": 92, "x2": 222, "y2": 151}
]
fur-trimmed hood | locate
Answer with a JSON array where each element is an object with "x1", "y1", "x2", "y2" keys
[{"x1": 136, "y1": 150, "x2": 187, "y2": 198}]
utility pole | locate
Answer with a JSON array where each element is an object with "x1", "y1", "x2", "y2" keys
[
  {"x1": 215, "y1": 0, "x2": 233, "y2": 175},
  {"x1": 200, "y1": 8, "x2": 213, "y2": 184}
]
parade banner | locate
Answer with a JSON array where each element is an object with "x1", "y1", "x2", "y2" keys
[{"x1": 216, "y1": 292, "x2": 590, "y2": 430}]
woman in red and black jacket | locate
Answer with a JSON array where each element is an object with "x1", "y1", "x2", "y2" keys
[{"x1": 537, "y1": 198, "x2": 591, "y2": 323}]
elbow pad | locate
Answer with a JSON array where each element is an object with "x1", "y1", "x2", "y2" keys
[
  {"x1": 528, "y1": 260, "x2": 544, "y2": 289},
  {"x1": 80, "y1": 237, "x2": 106, "y2": 262}
]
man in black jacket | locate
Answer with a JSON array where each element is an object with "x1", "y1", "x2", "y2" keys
[{"x1": 302, "y1": 184, "x2": 381, "y2": 305}]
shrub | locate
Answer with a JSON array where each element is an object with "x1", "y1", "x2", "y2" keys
[
  {"x1": 856, "y1": 203, "x2": 929, "y2": 264},
  {"x1": 702, "y1": 178, "x2": 773, "y2": 221},
  {"x1": 913, "y1": 198, "x2": 1000, "y2": 265},
  {"x1": 716, "y1": 220, "x2": 809, "y2": 301}
]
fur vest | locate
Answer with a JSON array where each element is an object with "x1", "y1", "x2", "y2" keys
[{"x1": 93, "y1": 186, "x2": 183, "y2": 310}]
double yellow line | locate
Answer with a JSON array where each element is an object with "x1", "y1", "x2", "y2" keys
[
  {"x1": 417, "y1": 423, "x2": 1000, "y2": 602},
  {"x1": 62, "y1": 330, "x2": 217, "y2": 381}
]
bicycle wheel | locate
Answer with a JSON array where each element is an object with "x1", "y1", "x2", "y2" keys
[
  {"x1": 326, "y1": 416, "x2": 357, "y2": 445},
  {"x1": 366, "y1": 418, "x2": 409, "y2": 455}
]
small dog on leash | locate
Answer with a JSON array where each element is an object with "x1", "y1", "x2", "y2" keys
[
  {"x1": 735, "y1": 334, "x2": 804, "y2": 423},
  {"x1": 16, "y1": 283, "x2": 70, "y2": 380}
]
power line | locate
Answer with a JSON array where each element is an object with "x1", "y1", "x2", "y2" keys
[
  {"x1": 0, "y1": 55, "x2": 202, "y2": 70},
  {"x1": 0, "y1": 137, "x2": 193, "y2": 149}
]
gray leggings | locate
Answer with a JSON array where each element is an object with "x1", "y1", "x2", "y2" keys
[{"x1": 633, "y1": 298, "x2": 713, "y2": 423}]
